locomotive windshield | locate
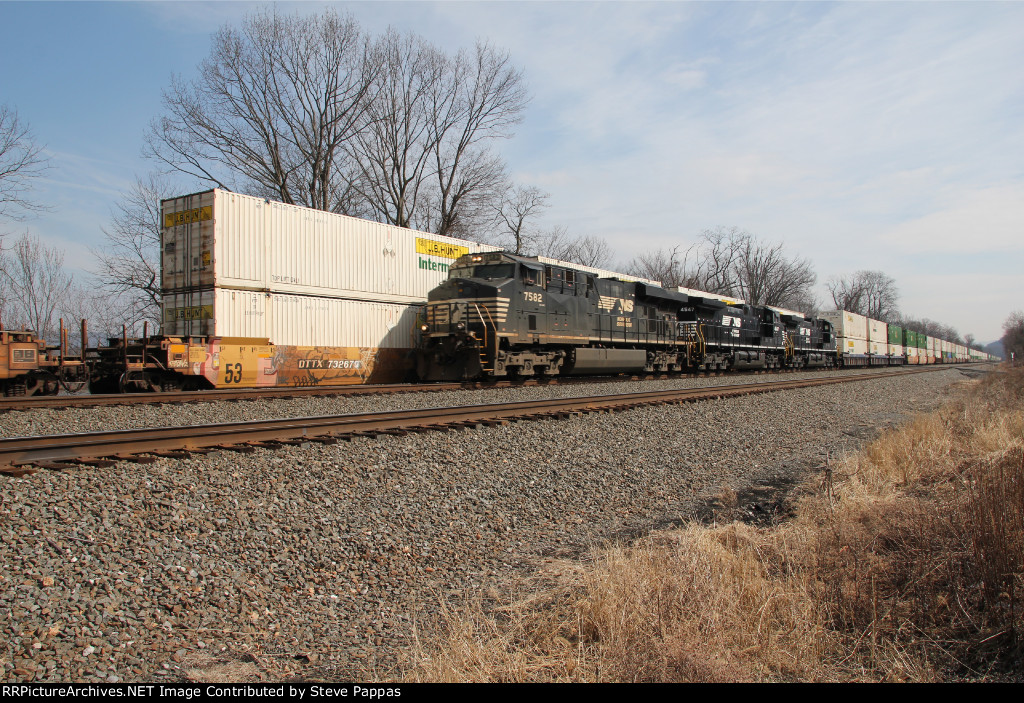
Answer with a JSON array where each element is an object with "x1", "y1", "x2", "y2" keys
[{"x1": 450, "y1": 263, "x2": 516, "y2": 280}]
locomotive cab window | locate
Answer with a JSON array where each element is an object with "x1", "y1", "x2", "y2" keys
[
  {"x1": 449, "y1": 264, "x2": 474, "y2": 279},
  {"x1": 522, "y1": 266, "x2": 541, "y2": 286},
  {"x1": 544, "y1": 266, "x2": 565, "y2": 292},
  {"x1": 473, "y1": 263, "x2": 515, "y2": 280}
]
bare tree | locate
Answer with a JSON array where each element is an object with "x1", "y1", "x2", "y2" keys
[
  {"x1": 91, "y1": 174, "x2": 172, "y2": 329},
  {"x1": 493, "y1": 184, "x2": 548, "y2": 254},
  {"x1": 0, "y1": 104, "x2": 50, "y2": 223},
  {"x1": 624, "y1": 227, "x2": 817, "y2": 307},
  {"x1": 422, "y1": 40, "x2": 527, "y2": 239},
  {"x1": 690, "y1": 227, "x2": 746, "y2": 295},
  {"x1": 145, "y1": 8, "x2": 373, "y2": 214},
  {"x1": 732, "y1": 234, "x2": 816, "y2": 308},
  {"x1": 900, "y1": 316, "x2": 962, "y2": 343},
  {"x1": 624, "y1": 245, "x2": 693, "y2": 287},
  {"x1": 350, "y1": 30, "x2": 441, "y2": 229},
  {"x1": 551, "y1": 234, "x2": 613, "y2": 269},
  {"x1": 59, "y1": 282, "x2": 153, "y2": 347},
  {"x1": 827, "y1": 270, "x2": 900, "y2": 321},
  {"x1": 1002, "y1": 311, "x2": 1024, "y2": 363},
  {"x1": 353, "y1": 31, "x2": 527, "y2": 238},
  {"x1": 0, "y1": 232, "x2": 73, "y2": 338},
  {"x1": 0, "y1": 242, "x2": 10, "y2": 325},
  {"x1": 152, "y1": 9, "x2": 531, "y2": 234},
  {"x1": 525, "y1": 226, "x2": 613, "y2": 268}
]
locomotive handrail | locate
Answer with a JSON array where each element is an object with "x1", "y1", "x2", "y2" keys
[{"x1": 473, "y1": 301, "x2": 498, "y2": 372}]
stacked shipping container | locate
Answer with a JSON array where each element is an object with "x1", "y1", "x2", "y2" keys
[
  {"x1": 819, "y1": 310, "x2": 869, "y2": 365},
  {"x1": 160, "y1": 189, "x2": 502, "y2": 384}
]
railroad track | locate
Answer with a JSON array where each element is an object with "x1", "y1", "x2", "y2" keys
[
  {"x1": 0, "y1": 380, "x2": 469, "y2": 413},
  {"x1": 0, "y1": 367, "x2": 944, "y2": 475},
  {"x1": 0, "y1": 374, "x2": 683, "y2": 413},
  {"x1": 0, "y1": 363, "x2": 956, "y2": 413}
]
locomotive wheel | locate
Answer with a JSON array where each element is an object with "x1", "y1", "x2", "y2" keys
[
  {"x1": 2, "y1": 381, "x2": 28, "y2": 397},
  {"x1": 160, "y1": 377, "x2": 184, "y2": 393}
]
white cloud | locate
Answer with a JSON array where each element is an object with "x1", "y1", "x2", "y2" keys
[{"x1": 883, "y1": 184, "x2": 1024, "y2": 255}]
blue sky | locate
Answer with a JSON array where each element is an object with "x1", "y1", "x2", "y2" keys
[{"x1": 1, "y1": 1, "x2": 1021, "y2": 343}]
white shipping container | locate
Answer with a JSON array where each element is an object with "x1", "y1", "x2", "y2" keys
[
  {"x1": 164, "y1": 289, "x2": 421, "y2": 348},
  {"x1": 820, "y1": 310, "x2": 868, "y2": 340},
  {"x1": 838, "y1": 337, "x2": 868, "y2": 355},
  {"x1": 867, "y1": 318, "x2": 887, "y2": 342},
  {"x1": 906, "y1": 345, "x2": 918, "y2": 359},
  {"x1": 161, "y1": 189, "x2": 501, "y2": 308},
  {"x1": 888, "y1": 344, "x2": 904, "y2": 357},
  {"x1": 869, "y1": 340, "x2": 885, "y2": 355}
]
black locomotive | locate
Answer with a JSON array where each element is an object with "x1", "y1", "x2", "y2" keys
[{"x1": 416, "y1": 251, "x2": 837, "y2": 381}]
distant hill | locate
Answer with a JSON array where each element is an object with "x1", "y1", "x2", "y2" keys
[{"x1": 984, "y1": 339, "x2": 1004, "y2": 359}]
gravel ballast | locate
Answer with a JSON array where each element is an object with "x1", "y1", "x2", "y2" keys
[
  {"x1": 1, "y1": 366, "x2": 939, "y2": 438},
  {"x1": 0, "y1": 367, "x2": 975, "y2": 682}
]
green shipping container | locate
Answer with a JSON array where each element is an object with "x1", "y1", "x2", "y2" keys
[
  {"x1": 902, "y1": 329, "x2": 917, "y2": 348},
  {"x1": 889, "y1": 325, "x2": 902, "y2": 344}
]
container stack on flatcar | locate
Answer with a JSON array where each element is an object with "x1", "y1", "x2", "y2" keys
[
  {"x1": 904, "y1": 329, "x2": 919, "y2": 364},
  {"x1": 819, "y1": 310, "x2": 869, "y2": 367},
  {"x1": 887, "y1": 323, "x2": 904, "y2": 365},
  {"x1": 88, "y1": 189, "x2": 500, "y2": 392}
]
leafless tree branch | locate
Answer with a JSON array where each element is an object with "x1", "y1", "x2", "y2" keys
[
  {"x1": 91, "y1": 174, "x2": 172, "y2": 329},
  {"x1": 0, "y1": 105, "x2": 51, "y2": 223},
  {"x1": 0, "y1": 232, "x2": 73, "y2": 338},
  {"x1": 144, "y1": 8, "x2": 372, "y2": 214}
]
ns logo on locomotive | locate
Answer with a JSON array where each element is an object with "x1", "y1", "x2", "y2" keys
[{"x1": 415, "y1": 251, "x2": 837, "y2": 381}]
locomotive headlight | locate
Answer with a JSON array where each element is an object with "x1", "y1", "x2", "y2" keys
[
  {"x1": 456, "y1": 322, "x2": 466, "y2": 330},
  {"x1": 420, "y1": 324, "x2": 429, "y2": 332}
]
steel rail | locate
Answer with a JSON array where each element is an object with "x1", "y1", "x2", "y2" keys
[
  {"x1": 0, "y1": 367, "x2": 943, "y2": 473},
  {"x1": 0, "y1": 372, "x2": 666, "y2": 412},
  {"x1": 0, "y1": 363, "x2": 963, "y2": 413},
  {"x1": 0, "y1": 381, "x2": 469, "y2": 412}
]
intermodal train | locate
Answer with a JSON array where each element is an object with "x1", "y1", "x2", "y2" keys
[
  {"x1": 0, "y1": 189, "x2": 996, "y2": 397},
  {"x1": 0, "y1": 249, "x2": 996, "y2": 396}
]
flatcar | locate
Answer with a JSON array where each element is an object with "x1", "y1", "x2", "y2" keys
[{"x1": 0, "y1": 321, "x2": 89, "y2": 396}]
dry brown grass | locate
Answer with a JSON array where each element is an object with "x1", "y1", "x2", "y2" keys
[{"x1": 404, "y1": 368, "x2": 1024, "y2": 682}]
